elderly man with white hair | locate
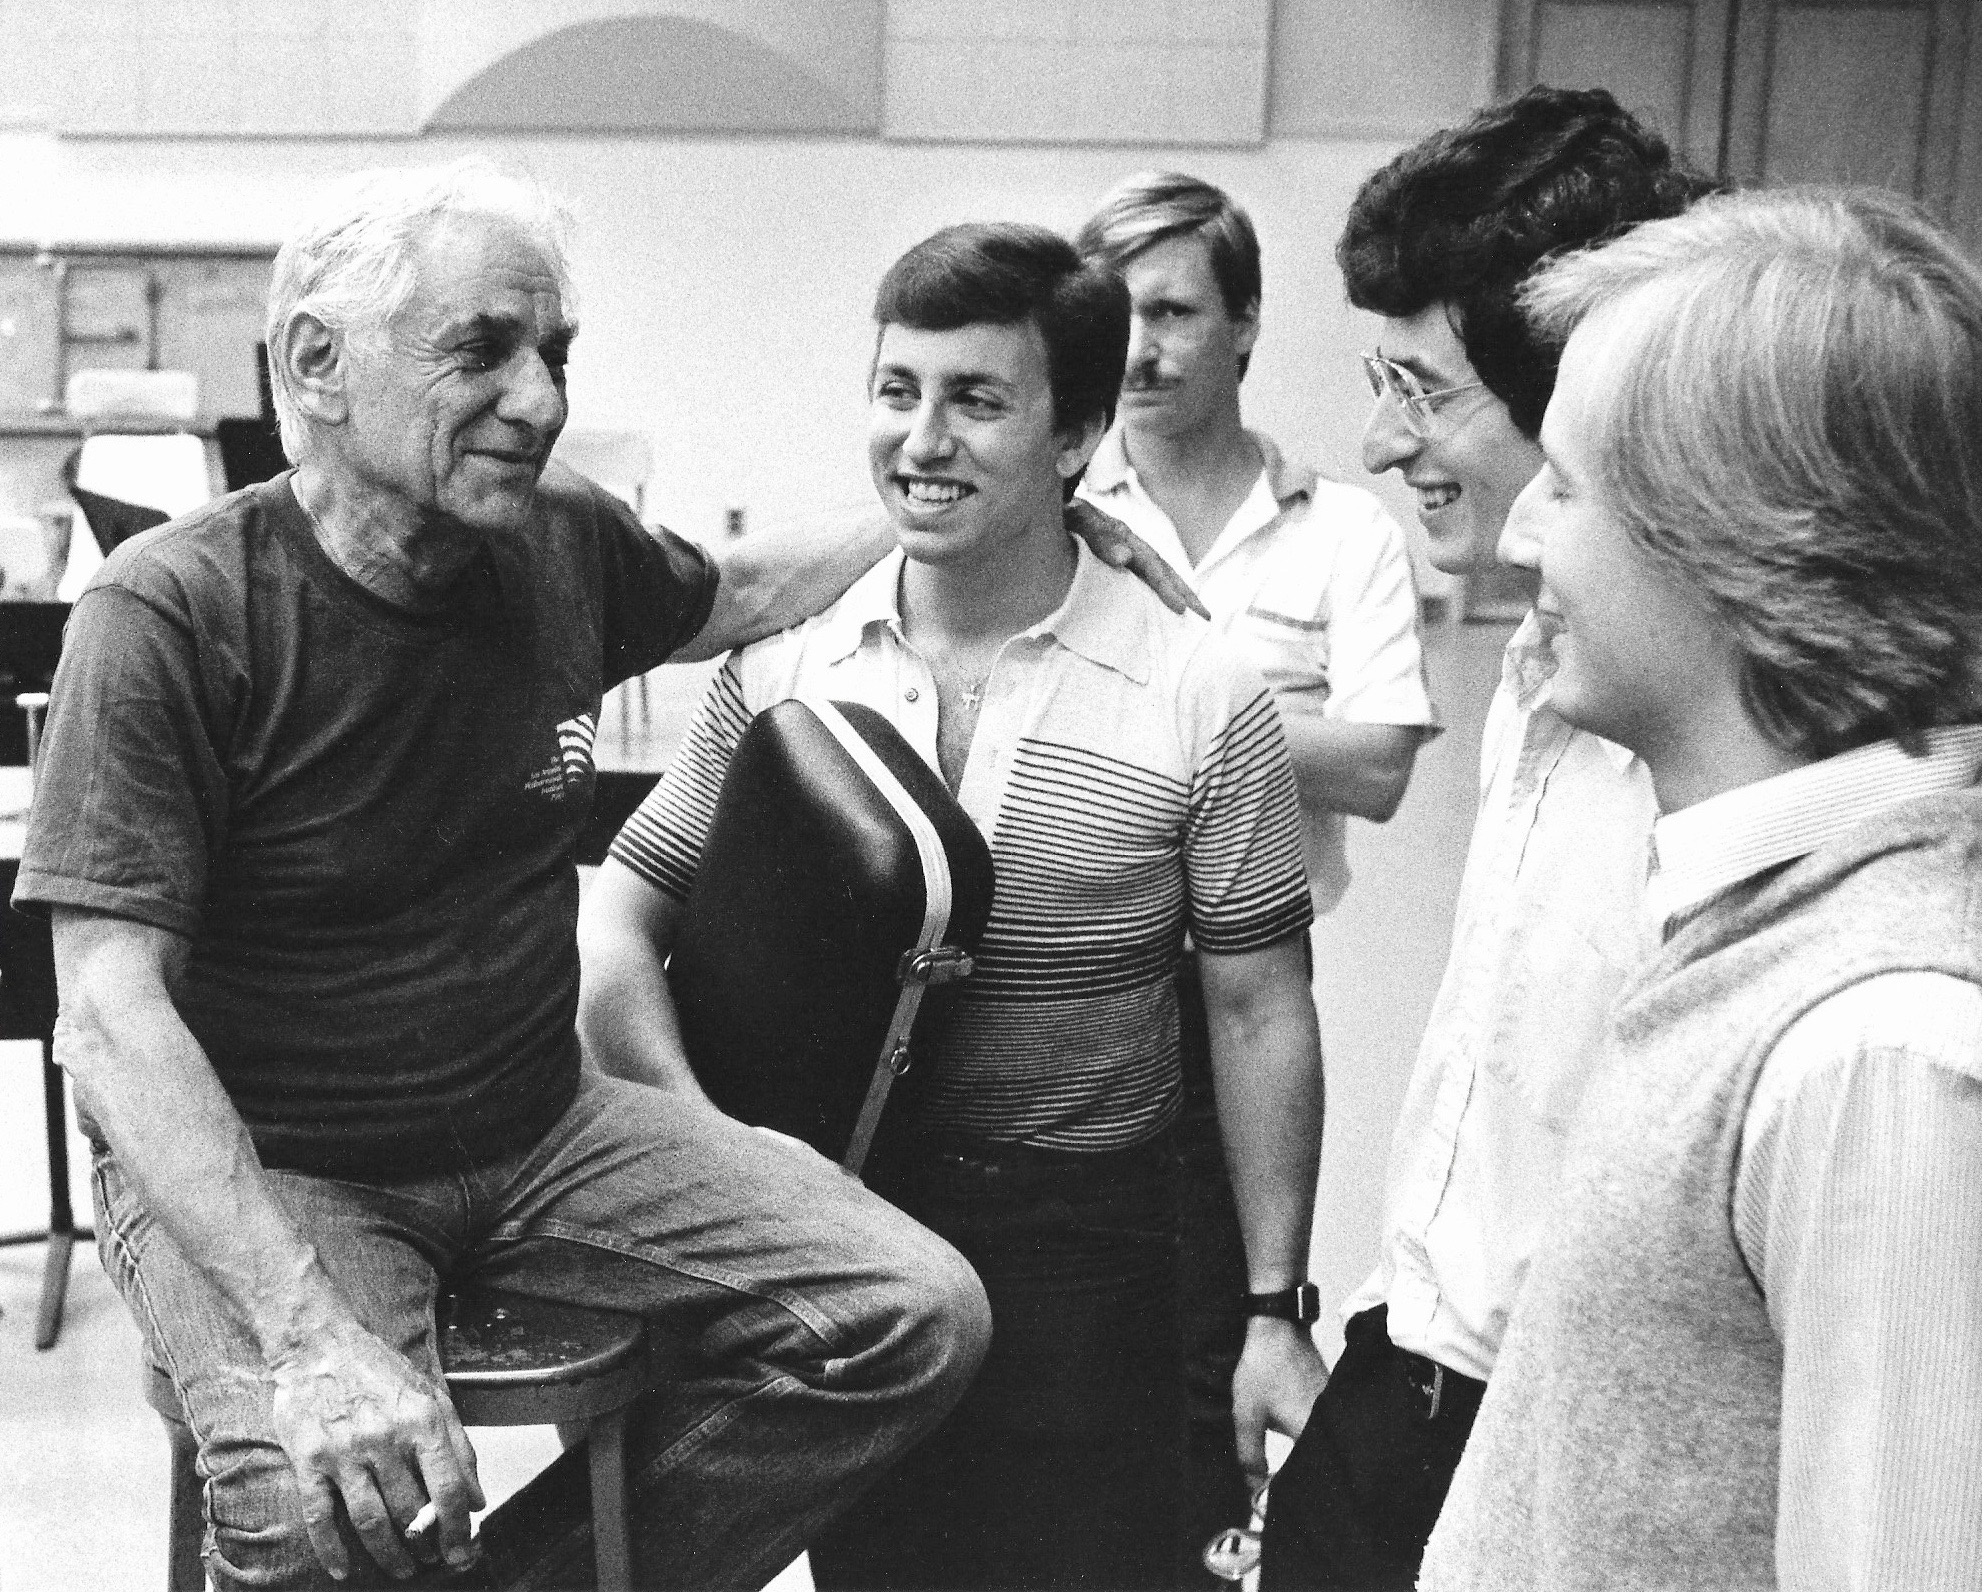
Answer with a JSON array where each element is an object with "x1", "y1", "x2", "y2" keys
[{"x1": 12, "y1": 159, "x2": 1015, "y2": 1590}]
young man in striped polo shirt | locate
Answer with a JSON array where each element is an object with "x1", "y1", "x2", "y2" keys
[{"x1": 578, "y1": 222, "x2": 1329, "y2": 1591}]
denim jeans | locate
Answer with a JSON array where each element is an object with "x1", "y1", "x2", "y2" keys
[
  {"x1": 809, "y1": 1135, "x2": 1184, "y2": 1592},
  {"x1": 93, "y1": 1067, "x2": 992, "y2": 1591}
]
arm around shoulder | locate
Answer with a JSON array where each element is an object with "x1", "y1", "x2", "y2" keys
[{"x1": 671, "y1": 507, "x2": 895, "y2": 663}]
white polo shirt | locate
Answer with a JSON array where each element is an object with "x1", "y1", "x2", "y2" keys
[
  {"x1": 1079, "y1": 427, "x2": 1437, "y2": 913},
  {"x1": 612, "y1": 538, "x2": 1314, "y2": 1150}
]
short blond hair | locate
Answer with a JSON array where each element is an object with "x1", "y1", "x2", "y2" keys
[
  {"x1": 266, "y1": 158, "x2": 575, "y2": 461},
  {"x1": 1522, "y1": 186, "x2": 1982, "y2": 755}
]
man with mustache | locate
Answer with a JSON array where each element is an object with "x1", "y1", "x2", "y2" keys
[{"x1": 1074, "y1": 173, "x2": 1436, "y2": 1581}]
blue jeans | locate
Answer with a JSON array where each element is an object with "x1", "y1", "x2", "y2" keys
[
  {"x1": 93, "y1": 1067, "x2": 992, "y2": 1590},
  {"x1": 810, "y1": 1135, "x2": 1184, "y2": 1592}
]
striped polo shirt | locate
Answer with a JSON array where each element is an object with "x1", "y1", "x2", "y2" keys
[{"x1": 611, "y1": 538, "x2": 1314, "y2": 1151}]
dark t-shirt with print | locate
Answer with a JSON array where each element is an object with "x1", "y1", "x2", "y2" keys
[{"x1": 16, "y1": 463, "x2": 717, "y2": 1178}]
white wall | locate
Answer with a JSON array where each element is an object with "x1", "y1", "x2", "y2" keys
[{"x1": 5, "y1": 129, "x2": 1433, "y2": 563}]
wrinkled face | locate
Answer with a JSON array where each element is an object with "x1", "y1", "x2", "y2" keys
[
  {"x1": 338, "y1": 211, "x2": 573, "y2": 537},
  {"x1": 1360, "y1": 302, "x2": 1541, "y2": 577},
  {"x1": 1504, "y1": 303, "x2": 1734, "y2": 754},
  {"x1": 868, "y1": 319, "x2": 1093, "y2": 567},
  {"x1": 1117, "y1": 233, "x2": 1257, "y2": 437}
]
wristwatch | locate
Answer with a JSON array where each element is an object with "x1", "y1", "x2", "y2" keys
[{"x1": 1245, "y1": 1283, "x2": 1320, "y2": 1324}]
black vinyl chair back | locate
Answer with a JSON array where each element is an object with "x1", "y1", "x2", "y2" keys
[
  {"x1": 0, "y1": 606, "x2": 66, "y2": 765},
  {"x1": 68, "y1": 484, "x2": 169, "y2": 557},
  {"x1": 0, "y1": 859, "x2": 55, "y2": 1042}
]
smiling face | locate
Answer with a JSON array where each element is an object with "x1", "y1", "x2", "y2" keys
[
  {"x1": 1117, "y1": 232, "x2": 1257, "y2": 438},
  {"x1": 337, "y1": 210, "x2": 573, "y2": 539},
  {"x1": 868, "y1": 318, "x2": 1096, "y2": 569},
  {"x1": 1502, "y1": 302, "x2": 1738, "y2": 758},
  {"x1": 1360, "y1": 302, "x2": 1543, "y2": 577}
]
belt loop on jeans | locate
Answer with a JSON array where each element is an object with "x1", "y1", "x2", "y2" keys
[{"x1": 1427, "y1": 1362, "x2": 1444, "y2": 1421}]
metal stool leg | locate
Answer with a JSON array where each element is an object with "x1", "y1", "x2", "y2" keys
[
  {"x1": 34, "y1": 1042, "x2": 85, "y2": 1349},
  {"x1": 158, "y1": 1407, "x2": 206, "y2": 1592},
  {"x1": 587, "y1": 1406, "x2": 631, "y2": 1592}
]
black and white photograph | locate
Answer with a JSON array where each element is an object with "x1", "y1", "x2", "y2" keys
[{"x1": 1, "y1": 3, "x2": 1978, "y2": 1589}]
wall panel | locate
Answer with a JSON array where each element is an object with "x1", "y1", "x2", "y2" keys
[
  {"x1": 1762, "y1": 6, "x2": 1933, "y2": 187},
  {"x1": 882, "y1": 0, "x2": 1271, "y2": 144},
  {"x1": 1270, "y1": 0, "x2": 1500, "y2": 141}
]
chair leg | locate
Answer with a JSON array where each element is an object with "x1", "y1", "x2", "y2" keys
[
  {"x1": 35, "y1": 1045, "x2": 87, "y2": 1351},
  {"x1": 587, "y1": 1406, "x2": 631, "y2": 1592},
  {"x1": 34, "y1": 1228, "x2": 74, "y2": 1350},
  {"x1": 159, "y1": 1410, "x2": 207, "y2": 1592}
]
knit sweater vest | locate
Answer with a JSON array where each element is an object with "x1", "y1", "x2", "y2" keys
[{"x1": 1420, "y1": 789, "x2": 1982, "y2": 1591}]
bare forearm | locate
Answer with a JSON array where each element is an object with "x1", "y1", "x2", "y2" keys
[
  {"x1": 576, "y1": 938, "x2": 707, "y2": 1096},
  {"x1": 575, "y1": 863, "x2": 712, "y2": 1098},
  {"x1": 673, "y1": 507, "x2": 894, "y2": 663},
  {"x1": 1280, "y1": 716, "x2": 1422, "y2": 823},
  {"x1": 1202, "y1": 960, "x2": 1325, "y2": 1290},
  {"x1": 60, "y1": 997, "x2": 351, "y2": 1364}
]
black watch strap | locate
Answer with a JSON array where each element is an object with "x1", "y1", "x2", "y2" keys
[{"x1": 1245, "y1": 1283, "x2": 1320, "y2": 1324}]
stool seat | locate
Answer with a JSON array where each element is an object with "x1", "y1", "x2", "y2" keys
[
  {"x1": 147, "y1": 1283, "x2": 657, "y2": 1591},
  {"x1": 440, "y1": 1284, "x2": 648, "y2": 1426}
]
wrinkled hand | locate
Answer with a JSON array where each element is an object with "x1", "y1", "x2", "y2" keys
[
  {"x1": 269, "y1": 1320, "x2": 484, "y2": 1581},
  {"x1": 1066, "y1": 500, "x2": 1210, "y2": 619},
  {"x1": 1231, "y1": 1319, "x2": 1329, "y2": 1489}
]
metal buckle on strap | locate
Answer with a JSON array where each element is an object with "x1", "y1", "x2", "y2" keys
[
  {"x1": 897, "y1": 945, "x2": 974, "y2": 985},
  {"x1": 842, "y1": 946, "x2": 976, "y2": 1179}
]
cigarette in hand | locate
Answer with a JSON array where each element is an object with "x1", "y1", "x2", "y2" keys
[{"x1": 405, "y1": 1502, "x2": 438, "y2": 1542}]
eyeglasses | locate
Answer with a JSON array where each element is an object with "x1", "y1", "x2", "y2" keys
[{"x1": 1360, "y1": 352, "x2": 1488, "y2": 438}]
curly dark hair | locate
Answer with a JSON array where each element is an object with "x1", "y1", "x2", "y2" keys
[{"x1": 1338, "y1": 85, "x2": 1716, "y2": 437}]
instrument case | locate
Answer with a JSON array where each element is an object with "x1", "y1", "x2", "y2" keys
[{"x1": 667, "y1": 696, "x2": 995, "y2": 1174}]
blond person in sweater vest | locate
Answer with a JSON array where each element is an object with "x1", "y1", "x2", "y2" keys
[{"x1": 1423, "y1": 188, "x2": 1982, "y2": 1590}]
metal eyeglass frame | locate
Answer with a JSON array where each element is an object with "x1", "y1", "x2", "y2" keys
[{"x1": 1360, "y1": 352, "x2": 1488, "y2": 437}]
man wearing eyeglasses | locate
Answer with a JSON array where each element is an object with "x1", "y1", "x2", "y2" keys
[
  {"x1": 1256, "y1": 88, "x2": 1717, "y2": 1591},
  {"x1": 1074, "y1": 171, "x2": 1437, "y2": 1586}
]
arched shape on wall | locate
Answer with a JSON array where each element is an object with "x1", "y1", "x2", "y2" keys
[{"x1": 425, "y1": 14, "x2": 879, "y2": 135}]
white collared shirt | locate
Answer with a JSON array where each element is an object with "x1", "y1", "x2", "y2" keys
[
  {"x1": 1078, "y1": 427, "x2": 1437, "y2": 914},
  {"x1": 1345, "y1": 613, "x2": 1661, "y2": 1381},
  {"x1": 612, "y1": 539, "x2": 1315, "y2": 1149},
  {"x1": 1652, "y1": 726, "x2": 1982, "y2": 1590}
]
